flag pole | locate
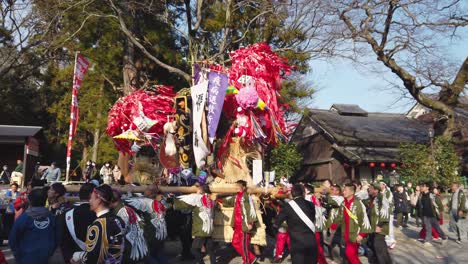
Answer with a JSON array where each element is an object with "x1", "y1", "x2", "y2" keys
[{"x1": 65, "y1": 51, "x2": 80, "y2": 182}]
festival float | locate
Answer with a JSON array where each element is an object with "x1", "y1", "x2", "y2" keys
[{"x1": 103, "y1": 42, "x2": 291, "y2": 244}]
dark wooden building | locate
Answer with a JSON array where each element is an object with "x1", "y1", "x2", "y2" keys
[
  {"x1": 291, "y1": 104, "x2": 430, "y2": 184},
  {"x1": 0, "y1": 125, "x2": 42, "y2": 187}
]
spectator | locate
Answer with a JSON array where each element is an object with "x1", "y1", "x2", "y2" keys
[
  {"x1": 0, "y1": 165, "x2": 10, "y2": 184},
  {"x1": 9, "y1": 188, "x2": 59, "y2": 264},
  {"x1": 417, "y1": 182, "x2": 447, "y2": 246},
  {"x1": 83, "y1": 160, "x2": 93, "y2": 181},
  {"x1": 448, "y1": 182, "x2": 467, "y2": 244},
  {"x1": 48, "y1": 182, "x2": 71, "y2": 216},
  {"x1": 112, "y1": 164, "x2": 122, "y2": 183},
  {"x1": 410, "y1": 185, "x2": 421, "y2": 227},
  {"x1": 100, "y1": 162, "x2": 113, "y2": 184},
  {"x1": 5, "y1": 183, "x2": 20, "y2": 213},
  {"x1": 33, "y1": 162, "x2": 42, "y2": 180},
  {"x1": 13, "y1": 179, "x2": 44, "y2": 219},
  {"x1": 42, "y1": 162, "x2": 61, "y2": 183},
  {"x1": 394, "y1": 185, "x2": 410, "y2": 228},
  {"x1": 10, "y1": 160, "x2": 23, "y2": 186}
]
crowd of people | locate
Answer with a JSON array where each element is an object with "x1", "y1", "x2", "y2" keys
[
  {"x1": 0, "y1": 160, "x2": 123, "y2": 186},
  {"x1": 0, "y1": 175, "x2": 466, "y2": 264},
  {"x1": 269, "y1": 179, "x2": 467, "y2": 264}
]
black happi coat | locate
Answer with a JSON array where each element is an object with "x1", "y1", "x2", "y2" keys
[{"x1": 80, "y1": 211, "x2": 125, "y2": 264}]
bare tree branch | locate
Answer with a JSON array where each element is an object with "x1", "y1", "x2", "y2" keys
[{"x1": 107, "y1": 0, "x2": 191, "y2": 83}]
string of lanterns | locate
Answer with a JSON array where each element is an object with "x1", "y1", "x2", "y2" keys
[{"x1": 368, "y1": 162, "x2": 398, "y2": 168}]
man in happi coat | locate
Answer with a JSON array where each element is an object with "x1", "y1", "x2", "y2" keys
[
  {"x1": 305, "y1": 184, "x2": 327, "y2": 264},
  {"x1": 125, "y1": 184, "x2": 169, "y2": 263},
  {"x1": 218, "y1": 180, "x2": 258, "y2": 264},
  {"x1": 365, "y1": 183, "x2": 392, "y2": 264},
  {"x1": 71, "y1": 184, "x2": 125, "y2": 264},
  {"x1": 171, "y1": 184, "x2": 216, "y2": 264},
  {"x1": 111, "y1": 189, "x2": 148, "y2": 263},
  {"x1": 60, "y1": 183, "x2": 97, "y2": 263},
  {"x1": 331, "y1": 184, "x2": 372, "y2": 264},
  {"x1": 379, "y1": 181, "x2": 396, "y2": 249}
]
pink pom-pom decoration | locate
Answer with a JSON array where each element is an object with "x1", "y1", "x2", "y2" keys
[{"x1": 236, "y1": 86, "x2": 259, "y2": 110}]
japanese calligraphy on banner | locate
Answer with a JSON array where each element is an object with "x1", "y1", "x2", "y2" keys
[
  {"x1": 207, "y1": 71, "x2": 228, "y2": 143},
  {"x1": 66, "y1": 52, "x2": 90, "y2": 181},
  {"x1": 191, "y1": 80, "x2": 209, "y2": 168}
]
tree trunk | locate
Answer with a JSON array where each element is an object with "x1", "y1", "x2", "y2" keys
[
  {"x1": 92, "y1": 123, "x2": 100, "y2": 162},
  {"x1": 118, "y1": 2, "x2": 139, "y2": 183},
  {"x1": 82, "y1": 146, "x2": 88, "y2": 180}
]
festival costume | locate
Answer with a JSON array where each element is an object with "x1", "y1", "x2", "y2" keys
[
  {"x1": 73, "y1": 209, "x2": 125, "y2": 264},
  {"x1": 173, "y1": 193, "x2": 216, "y2": 264},
  {"x1": 325, "y1": 195, "x2": 344, "y2": 249},
  {"x1": 221, "y1": 191, "x2": 257, "y2": 264},
  {"x1": 125, "y1": 197, "x2": 168, "y2": 263},
  {"x1": 275, "y1": 197, "x2": 317, "y2": 264},
  {"x1": 332, "y1": 196, "x2": 371, "y2": 264},
  {"x1": 306, "y1": 194, "x2": 327, "y2": 264},
  {"x1": 381, "y1": 188, "x2": 396, "y2": 247},
  {"x1": 60, "y1": 202, "x2": 96, "y2": 263},
  {"x1": 272, "y1": 200, "x2": 290, "y2": 260},
  {"x1": 113, "y1": 202, "x2": 148, "y2": 263},
  {"x1": 365, "y1": 193, "x2": 392, "y2": 264}
]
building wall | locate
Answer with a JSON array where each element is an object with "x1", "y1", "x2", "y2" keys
[{"x1": 294, "y1": 133, "x2": 349, "y2": 184}]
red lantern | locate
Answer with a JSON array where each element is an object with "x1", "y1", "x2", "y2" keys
[
  {"x1": 369, "y1": 162, "x2": 375, "y2": 168},
  {"x1": 380, "y1": 162, "x2": 386, "y2": 168},
  {"x1": 390, "y1": 163, "x2": 397, "y2": 168},
  {"x1": 343, "y1": 163, "x2": 350, "y2": 169}
]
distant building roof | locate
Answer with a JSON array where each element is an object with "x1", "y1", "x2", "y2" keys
[
  {"x1": 0, "y1": 125, "x2": 42, "y2": 137},
  {"x1": 304, "y1": 109, "x2": 430, "y2": 148},
  {"x1": 330, "y1": 104, "x2": 368, "y2": 116},
  {"x1": 291, "y1": 106, "x2": 432, "y2": 163},
  {"x1": 0, "y1": 125, "x2": 42, "y2": 144}
]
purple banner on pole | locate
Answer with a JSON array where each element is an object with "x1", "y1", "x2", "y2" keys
[
  {"x1": 207, "y1": 71, "x2": 228, "y2": 143},
  {"x1": 193, "y1": 64, "x2": 202, "y2": 85}
]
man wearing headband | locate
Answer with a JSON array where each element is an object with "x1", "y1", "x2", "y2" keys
[
  {"x1": 71, "y1": 184, "x2": 125, "y2": 264},
  {"x1": 330, "y1": 184, "x2": 371, "y2": 264}
]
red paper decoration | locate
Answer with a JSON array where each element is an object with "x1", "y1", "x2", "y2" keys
[{"x1": 106, "y1": 86, "x2": 176, "y2": 154}]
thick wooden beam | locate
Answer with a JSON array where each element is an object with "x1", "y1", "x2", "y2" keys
[{"x1": 64, "y1": 184, "x2": 281, "y2": 195}]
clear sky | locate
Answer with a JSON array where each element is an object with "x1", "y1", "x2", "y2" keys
[{"x1": 307, "y1": 32, "x2": 468, "y2": 114}]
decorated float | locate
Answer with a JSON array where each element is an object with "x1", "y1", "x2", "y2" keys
[{"x1": 103, "y1": 43, "x2": 292, "y2": 245}]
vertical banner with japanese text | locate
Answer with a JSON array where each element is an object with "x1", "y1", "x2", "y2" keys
[
  {"x1": 207, "y1": 71, "x2": 228, "y2": 143},
  {"x1": 66, "y1": 52, "x2": 89, "y2": 181},
  {"x1": 191, "y1": 80, "x2": 209, "y2": 168}
]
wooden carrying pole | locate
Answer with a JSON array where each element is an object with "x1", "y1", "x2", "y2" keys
[{"x1": 64, "y1": 184, "x2": 286, "y2": 197}]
